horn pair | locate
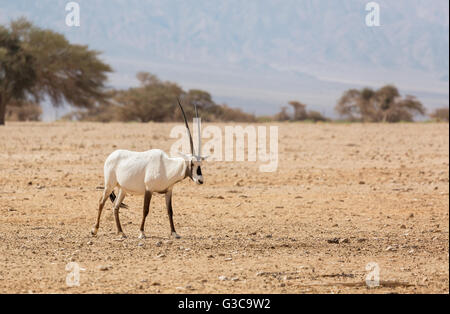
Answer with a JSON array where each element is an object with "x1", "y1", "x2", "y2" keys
[{"x1": 177, "y1": 97, "x2": 201, "y2": 158}]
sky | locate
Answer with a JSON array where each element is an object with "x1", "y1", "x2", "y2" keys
[{"x1": 0, "y1": 0, "x2": 449, "y2": 120}]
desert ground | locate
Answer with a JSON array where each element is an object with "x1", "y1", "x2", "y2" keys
[{"x1": 0, "y1": 122, "x2": 448, "y2": 294}]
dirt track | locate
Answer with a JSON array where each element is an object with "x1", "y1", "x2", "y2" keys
[{"x1": 0, "y1": 122, "x2": 448, "y2": 294}]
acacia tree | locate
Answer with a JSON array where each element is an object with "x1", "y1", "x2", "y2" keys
[
  {"x1": 0, "y1": 18, "x2": 112, "y2": 125},
  {"x1": 0, "y1": 23, "x2": 35, "y2": 124},
  {"x1": 289, "y1": 101, "x2": 307, "y2": 120},
  {"x1": 114, "y1": 72, "x2": 183, "y2": 122},
  {"x1": 336, "y1": 85, "x2": 425, "y2": 122}
]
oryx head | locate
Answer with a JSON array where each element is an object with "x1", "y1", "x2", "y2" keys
[{"x1": 177, "y1": 98, "x2": 207, "y2": 185}]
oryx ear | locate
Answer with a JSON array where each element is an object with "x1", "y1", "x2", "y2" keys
[
  {"x1": 200, "y1": 155, "x2": 209, "y2": 161},
  {"x1": 177, "y1": 152, "x2": 192, "y2": 160}
]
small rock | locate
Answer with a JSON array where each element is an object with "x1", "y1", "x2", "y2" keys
[
  {"x1": 58, "y1": 237, "x2": 64, "y2": 241},
  {"x1": 218, "y1": 275, "x2": 228, "y2": 281},
  {"x1": 224, "y1": 257, "x2": 232, "y2": 261},
  {"x1": 156, "y1": 253, "x2": 166, "y2": 258},
  {"x1": 408, "y1": 213, "x2": 414, "y2": 219},
  {"x1": 327, "y1": 238, "x2": 340, "y2": 244},
  {"x1": 385, "y1": 246, "x2": 396, "y2": 252},
  {"x1": 359, "y1": 181, "x2": 366, "y2": 185},
  {"x1": 155, "y1": 241, "x2": 163, "y2": 247},
  {"x1": 339, "y1": 238, "x2": 350, "y2": 244},
  {"x1": 138, "y1": 242, "x2": 145, "y2": 247},
  {"x1": 400, "y1": 225, "x2": 407, "y2": 229},
  {"x1": 87, "y1": 241, "x2": 93, "y2": 245},
  {"x1": 98, "y1": 265, "x2": 111, "y2": 271}
]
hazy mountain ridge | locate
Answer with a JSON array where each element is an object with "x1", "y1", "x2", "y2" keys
[
  {"x1": 1, "y1": 0, "x2": 448, "y2": 118},
  {"x1": 2, "y1": 0, "x2": 448, "y2": 75}
]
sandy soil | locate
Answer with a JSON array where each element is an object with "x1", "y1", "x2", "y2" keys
[{"x1": 0, "y1": 122, "x2": 448, "y2": 294}]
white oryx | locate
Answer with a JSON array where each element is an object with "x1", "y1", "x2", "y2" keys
[{"x1": 91, "y1": 99, "x2": 206, "y2": 239}]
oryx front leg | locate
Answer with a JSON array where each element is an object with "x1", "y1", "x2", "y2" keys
[
  {"x1": 139, "y1": 191, "x2": 152, "y2": 239},
  {"x1": 113, "y1": 188, "x2": 127, "y2": 239},
  {"x1": 165, "y1": 189, "x2": 180, "y2": 239}
]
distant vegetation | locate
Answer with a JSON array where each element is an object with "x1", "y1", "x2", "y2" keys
[
  {"x1": 0, "y1": 18, "x2": 112, "y2": 125},
  {"x1": 5, "y1": 100, "x2": 42, "y2": 122},
  {"x1": 272, "y1": 101, "x2": 329, "y2": 122},
  {"x1": 335, "y1": 85, "x2": 425, "y2": 123},
  {"x1": 430, "y1": 107, "x2": 449, "y2": 122},
  {"x1": 1, "y1": 18, "x2": 443, "y2": 125},
  {"x1": 63, "y1": 72, "x2": 256, "y2": 123}
]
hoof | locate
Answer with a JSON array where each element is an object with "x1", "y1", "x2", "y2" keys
[
  {"x1": 138, "y1": 232, "x2": 146, "y2": 240},
  {"x1": 171, "y1": 232, "x2": 181, "y2": 239},
  {"x1": 90, "y1": 228, "x2": 98, "y2": 236},
  {"x1": 115, "y1": 232, "x2": 127, "y2": 240}
]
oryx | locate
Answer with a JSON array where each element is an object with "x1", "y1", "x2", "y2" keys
[{"x1": 91, "y1": 99, "x2": 206, "y2": 239}]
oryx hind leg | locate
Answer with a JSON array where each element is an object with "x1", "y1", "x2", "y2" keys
[
  {"x1": 91, "y1": 186, "x2": 114, "y2": 236},
  {"x1": 113, "y1": 188, "x2": 127, "y2": 239}
]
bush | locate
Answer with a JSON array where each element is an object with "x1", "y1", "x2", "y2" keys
[
  {"x1": 430, "y1": 108, "x2": 449, "y2": 122},
  {"x1": 273, "y1": 102, "x2": 329, "y2": 122},
  {"x1": 306, "y1": 110, "x2": 328, "y2": 122},
  {"x1": 336, "y1": 85, "x2": 425, "y2": 122},
  {"x1": 6, "y1": 101, "x2": 42, "y2": 121}
]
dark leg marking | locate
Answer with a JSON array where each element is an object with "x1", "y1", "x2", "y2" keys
[
  {"x1": 110, "y1": 191, "x2": 128, "y2": 209},
  {"x1": 165, "y1": 190, "x2": 180, "y2": 238},
  {"x1": 139, "y1": 191, "x2": 152, "y2": 237}
]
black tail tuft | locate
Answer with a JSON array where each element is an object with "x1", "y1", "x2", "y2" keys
[{"x1": 109, "y1": 191, "x2": 128, "y2": 209}]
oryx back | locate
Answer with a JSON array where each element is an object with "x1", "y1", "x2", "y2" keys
[{"x1": 104, "y1": 149, "x2": 186, "y2": 195}]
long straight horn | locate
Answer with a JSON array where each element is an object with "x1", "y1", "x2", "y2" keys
[
  {"x1": 177, "y1": 97, "x2": 195, "y2": 156},
  {"x1": 194, "y1": 102, "x2": 201, "y2": 159}
]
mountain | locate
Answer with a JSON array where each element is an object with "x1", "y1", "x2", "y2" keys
[{"x1": 1, "y1": 0, "x2": 448, "y2": 119}]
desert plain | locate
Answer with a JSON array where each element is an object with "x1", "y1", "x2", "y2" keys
[{"x1": 0, "y1": 122, "x2": 448, "y2": 294}]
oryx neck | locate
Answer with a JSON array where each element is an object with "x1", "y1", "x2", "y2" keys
[{"x1": 184, "y1": 159, "x2": 193, "y2": 180}]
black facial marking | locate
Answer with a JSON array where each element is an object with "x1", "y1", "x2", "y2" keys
[{"x1": 196, "y1": 166, "x2": 202, "y2": 176}]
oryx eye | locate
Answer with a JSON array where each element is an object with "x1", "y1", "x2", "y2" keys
[{"x1": 196, "y1": 166, "x2": 202, "y2": 176}]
